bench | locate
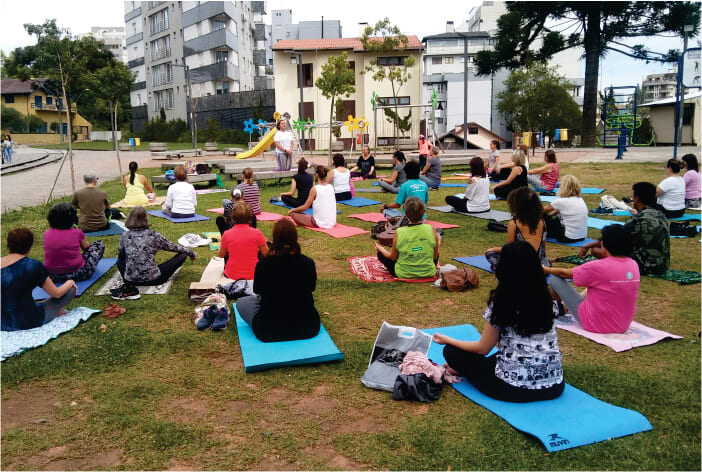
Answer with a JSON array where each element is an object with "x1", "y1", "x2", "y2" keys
[
  {"x1": 223, "y1": 147, "x2": 245, "y2": 156},
  {"x1": 118, "y1": 143, "x2": 132, "y2": 152},
  {"x1": 160, "y1": 161, "x2": 187, "y2": 170},
  {"x1": 150, "y1": 142, "x2": 167, "y2": 152},
  {"x1": 331, "y1": 141, "x2": 344, "y2": 152},
  {"x1": 223, "y1": 162, "x2": 280, "y2": 178},
  {"x1": 151, "y1": 148, "x2": 203, "y2": 160},
  {"x1": 151, "y1": 173, "x2": 217, "y2": 187},
  {"x1": 205, "y1": 142, "x2": 218, "y2": 152},
  {"x1": 205, "y1": 157, "x2": 263, "y2": 168}
]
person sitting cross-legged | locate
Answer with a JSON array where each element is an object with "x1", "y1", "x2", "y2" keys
[
  {"x1": 71, "y1": 173, "x2": 111, "y2": 232},
  {"x1": 216, "y1": 188, "x2": 257, "y2": 235},
  {"x1": 579, "y1": 182, "x2": 669, "y2": 275},
  {"x1": 445, "y1": 157, "x2": 491, "y2": 213},
  {"x1": 541, "y1": 174, "x2": 588, "y2": 243},
  {"x1": 236, "y1": 218, "x2": 320, "y2": 342},
  {"x1": 382, "y1": 160, "x2": 429, "y2": 221},
  {"x1": 432, "y1": 240, "x2": 564, "y2": 402},
  {"x1": 656, "y1": 158, "x2": 686, "y2": 219},
  {"x1": 112, "y1": 206, "x2": 197, "y2": 300},
  {"x1": 219, "y1": 201, "x2": 269, "y2": 285},
  {"x1": 374, "y1": 197, "x2": 440, "y2": 279},
  {"x1": 43, "y1": 203, "x2": 105, "y2": 283},
  {"x1": 327, "y1": 153, "x2": 352, "y2": 201},
  {"x1": 544, "y1": 224, "x2": 640, "y2": 334},
  {"x1": 162, "y1": 165, "x2": 197, "y2": 218},
  {"x1": 377, "y1": 151, "x2": 407, "y2": 194},
  {"x1": 288, "y1": 165, "x2": 337, "y2": 229},
  {"x1": 527, "y1": 149, "x2": 559, "y2": 192},
  {"x1": 2, "y1": 228, "x2": 77, "y2": 331},
  {"x1": 419, "y1": 147, "x2": 442, "y2": 189},
  {"x1": 280, "y1": 158, "x2": 314, "y2": 208},
  {"x1": 492, "y1": 149, "x2": 528, "y2": 200}
]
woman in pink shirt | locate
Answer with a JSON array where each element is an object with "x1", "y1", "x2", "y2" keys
[
  {"x1": 43, "y1": 203, "x2": 105, "y2": 283},
  {"x1": 681, "y1": 153, "x2": 701, "y2": 208},
  {"x1": 417, "y1": 135, "x2": 433, "y2": 171},
  {"x1": 543, "y1": 225, "x2": 640, "y2": 334},
  {"x1": 527, "y1": 149, "x2": 559, "y2": 191}
]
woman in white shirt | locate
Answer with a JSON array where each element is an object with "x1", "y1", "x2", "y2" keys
[
  {"x1": 162, "y1": 165, "x2": 197, "y2": 218},
  {"x1": 542, "y1": 174, "x2": 588, "y2": 242},
  {"x1": 273, "y1": 119, "x2": 293, "y2": 171},
  {"x1": 288, "y1": 165, "x2": 337, "y2": 229},
  {"x1": 656, "y1": 159, "x2": 686, "y2": 218},
  {"x1": 445, "y1": 157, "x2": 490, "y2": 213},
  {"x1": 326, "y1": 153, "x2": 352, "y2": 201}
]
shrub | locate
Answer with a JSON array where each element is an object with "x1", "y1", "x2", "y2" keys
[
  {"x1": 141, "y1": 118, "x2": 188, "y2": 142},
  {"x1": 203, "y1": 118, "x2": 221, "y2": 142},
  {"x1": 219, "y1": 128, "x2": 249, "y2": 145}
]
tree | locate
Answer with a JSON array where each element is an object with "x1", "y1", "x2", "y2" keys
[
  {"x1": 4, "y1": 20, "x2": 118, "y2": 192},
  {"x1": 0, "y1": 106, "x2": 44, "y2": 133},
  {"x1": 251, "y1": 94, "x2": 265, "y2": 122},
  {"x1": 497, "y1": 63, "x2": 581, "y2": 147},
  {"x1": 474, "y1": 2, "x2": 700, "y2": 147},
  {"x1": 360, "y1": 19, "x2": 416, "y2": 147},
  {"x1": 314, "y1": 51, "x2": 356, "y2": 164},
  {"x1": 204, "y1": 118, "x2": 221, "y2": 142}
]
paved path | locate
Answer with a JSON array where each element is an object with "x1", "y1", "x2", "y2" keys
[{"x1": 2, "y1": 145, "x2": 699, "y2": 212}]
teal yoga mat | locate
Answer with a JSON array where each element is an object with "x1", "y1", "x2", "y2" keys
[
  {"x1": 147, "y1": 210, "x2": 211, "y2": 223},
  {"x1": 337, "y1": 196, "x2": 382, "y2": 207},
  {"x1": 32, "y1": 258, "x2": 118, "y2": 300},
  {"x1": 588, "y1": 217, "x2": 624, "y2": 230},
  {"x1": 232, "y1": 305, "x2": 343, "y2": 372},
  {"x1": 546, "y1": 237, "x2": 598, "y2": 247},
  {"x1": 83, "y1": 222, "x2": 124, "y2": 237},
  {"x1": 453, "y1": 255, "x2": 493, "y2": 273},
  {"x1": 421, "y1": 323, "x2": 652, "y2": 452}
]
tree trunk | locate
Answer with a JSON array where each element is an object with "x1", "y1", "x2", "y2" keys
[
  {"x1": 328, "y1": 96, "x2": 335, "y2": 167},
  {"x1": 62, "y1": 83, "x2": 76, "y2": 194},
  {"x1": 113, "y1": 100, "x2": 123, "y2": 179},
  {"x1": 581, "y1": 7, "x2": 602, "y2": 147}
]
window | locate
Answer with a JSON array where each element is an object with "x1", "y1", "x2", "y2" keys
[
  {"x1": 216, "y1": 81, "x2": 229, "y2": 95},
  {"x1": 437, "y1": 117, "x2": 444, "y2": 124},
  {"x1": 152, "y1": 63, "x2": 173, "y2": 86},
  {"x1": 149, "y1": 8, "x2": 169, "y2": 35},
  {"x1": 468, "y1": 127, "x2": 479, "y2": 135},
  {"x1": 378, "y1": 96, "x2": 410, "y2": 106},
  {"x1": 215, "y1": 50, "x2": 229, "y2": 63},
  {"x1": 296, "y1": 63, "x2": 313, "y2": 87},
  {"x1": 348, "y1": 61, "x2": 355, "y2": 85},
  {"x1": 683, "y1": 103, "x2": 693, "y2": 125},
  {"x1": 431, "y1": 57, "x2": 442, "y2": 65},
  {"x1": 46, "y1": 96, "x2": 53, "y2": 105},
  {"x1": 4, "y1": 95, "x2": 14, "y2": 103},
  {"x1": 377, "y1": 56, "x2": 407, "y2": 66},
  {"x1": 211, "y1": 20, "x2": 226, "y2": 31},
  {"x1": 301, "y1": 101, "x2": 314, "y2": 121},
  {"x1": 444, "y1": 57, "x2": 454, "y2": 64},
  {"x1": 336, "y1": 100, "x2": 355, "y2": 121},
  {"x1": 151, "y1": 36, "x2": 170, "y2": 60},
  {"x1": 153, "y1": 89, "x2": 174, "y2": 111}
]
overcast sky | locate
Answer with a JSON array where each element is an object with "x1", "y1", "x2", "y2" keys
[{"x1": 1, "y1": 0, "x2": 697, "y2": 89}]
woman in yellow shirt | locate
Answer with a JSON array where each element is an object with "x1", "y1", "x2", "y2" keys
[{"x1": 122, "y1": 161, "x2": 155, "y2": 206}]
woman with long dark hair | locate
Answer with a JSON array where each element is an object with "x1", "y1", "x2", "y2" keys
[
  {"x1": 280, "y1": 158, "x2": 313, "y2": 208},
  {"x1": 681, "y1": 153, "x2": 700, "y2": 209},
  {"x1": 445, "y1": 157, "x2": 490, "y2": 213},
  {"x1": 485, "y1": 186, "x2": 550, "y2": 269},
  {"x1": 656, "y1": 158, "x2": 685, "y2": 218},
  {"x1": 122, "y1": 161, "x2": 155, "y2": 206},
  {"x1": 236, "y1": 218, "x2": 320, "y2": 342},
  {"x1": 432, "y1": 241, "x2": 564, "y2": 402}
]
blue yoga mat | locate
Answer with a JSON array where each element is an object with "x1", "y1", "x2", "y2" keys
[
  {"x1": 371, "y1": 182, "x2": 465, "y2": 188},
  {"x1": 453, "y1": 255, "x2": 494, "y2": 273},
  {"x1": 421, "y1": 323, "x2": 652, "y2": 452},
  {"x1": 232, "y1": 305, "x2": 344, "y2": 373},
  {"x1": 546, "y1": 237, "x2": 598, "y2": 247},
  {"x1": 581, "y1": 188, "x2": 605, "y2": 195},
  {"x1": 670, "y1": 214, "x2": 701, "y2": 222},
  {"x1": 539, "y1": 195, "x2": 558, "y2": 203},
  {"x1": 269, "y1": 200, "x2": 340, "y2": 215},
  {"x1": 147, "y1": 210, "x2": 211, "y2": 223},
  {"x1": 588, "y1": 217, "x2": 624, "y2": 230},
  {"x1": 338, "y1": 196, "x2": 382, "y2": 207},
  {"x1": 83, "y1": 222, "x2": 124, "y2": 237},
  {"x1": 32, "y1": 258, "x2": 118, "y2": 300},
  {"x1": 2, "y1": 307, "x2": 101, "y2": 361}
]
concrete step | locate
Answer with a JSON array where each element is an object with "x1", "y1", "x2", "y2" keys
[
  {"x1": 1, "y1": 151, "x2": 64, "y2": 176},
  {"x1": 374, "y1": 155, "x2": 478, "y2": 166}
]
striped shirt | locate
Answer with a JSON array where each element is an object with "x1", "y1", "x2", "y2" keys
[{"x1": 237, "y1": 182, "x2": 262, "y2": 215}]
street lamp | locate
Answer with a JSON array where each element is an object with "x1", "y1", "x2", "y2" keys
[{"x1": 172, "y1": 63, "x2": 196, "y2": 150}]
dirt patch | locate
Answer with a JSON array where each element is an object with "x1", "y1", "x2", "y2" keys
[
  {"x1": 18, "y1": 447, "x2": 124, "y2": 470},
  {"x1": 255, "y1": 453, "x2": 297, "y2": 471},
  {"x1": 303, "y1": 443, "x2": 367, "y2": 470},
  {"x1": 1, "y1": 384, "x2": 58, "y2": 433},
  {"x1": 159, "y1": 397, "x2": 208, "y2": 423},
  {"x1": 201, "y1": 349, "x2": 244, "y2": 371},
  {"x1": 214, "y1": 400, "x2": 252, "y2": 425},
  {"x1": 332, "y1": 406, "x2": 395, "y2": 434},
  {"x1": 264, "y1": 387, "x2": 291, "y2": 405},
  {"x1": 167, "y1": 458, "x2": 201, "y2": 470}
]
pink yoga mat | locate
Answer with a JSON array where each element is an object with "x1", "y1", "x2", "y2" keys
[
  {"x1": 306, "y1": 224, "x2": 369, "y2": 239},
  {"x1": 346, "y1": 212, "x2": 459, "y2": 230},
  {"x1": 556, "y1": 315, "x2": 682, "y2": 352},
  {"x1": 206, "y1": 208, "x2": 285, "y2": 222}
]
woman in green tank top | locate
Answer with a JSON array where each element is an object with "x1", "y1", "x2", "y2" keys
[{"x1": 375, "y1": 196, "x2": 440, "y2": 279}]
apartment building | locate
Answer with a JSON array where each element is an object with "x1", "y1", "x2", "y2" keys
[
  {"x1": 642, "y1": 68, "x2": 678, "y2": 102},
  {"x1": 79, "y1": 27, "x2": 127, "y2": 63},
  {"x1": 270, "y1": 9, "x2": 342, "y2": 46},
  {"x1": 124, "y1": 1, "x2": 271, "y2": 132},
  {"x1": 273, "y1": 35, "x2": 423, "y2": 150}
]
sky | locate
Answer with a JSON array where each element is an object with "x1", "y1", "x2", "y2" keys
[{"x1": 0, "y1": 0, "x2": 698, "y2": 89}]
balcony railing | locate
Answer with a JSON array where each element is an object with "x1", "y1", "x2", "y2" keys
[
  {"x1": 147, "y1": 1, "x2": 165, "y2": 10},
  {"x1": 152, "y1": 70, "x2": 173, "y2": 87},
  {"x1": 32, "y1": 103, "x2": 77, "y2": 112},
  {"x1": 151, "y1": 47, "x2": 171, "y2": 61},
  {"x1": 150, "y1": 19, "x2": 169, "y2": 36}
]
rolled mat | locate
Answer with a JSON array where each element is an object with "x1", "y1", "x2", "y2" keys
[
  {"x1": 32, "y1": 258, "x2": 118, "y2": 300},
  {"x1": 147, "y1": 210, "x2": 211, "y2": 223},
  {"x1": 232, "y1": 305, "x2": 343, "y2": 372},
  {"x1": 421, "y1": 323, "x2": 653, "y2": 451}
]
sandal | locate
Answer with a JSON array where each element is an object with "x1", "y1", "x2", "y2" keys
[{"x1": 102, "y1": 303, "x2": 126, "y2": 319}]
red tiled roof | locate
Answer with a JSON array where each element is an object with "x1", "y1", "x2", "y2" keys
[
  {"x1": 1, "y1": 78, "x2": 46, "y2": 95},
  {"x1": 273, "y1": 36, "x2": 423, "y2": 52}
]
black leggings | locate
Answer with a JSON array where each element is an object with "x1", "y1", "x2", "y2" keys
[
  {"x1": 215, "y1": 214, "x2": 257, "y2": 236},
  {"x1": 377, "y1": 252, "x2": 438, "y2": 278},
  {"x1": 445, "y1": 196, "x2": 490, "y2": 214},
  {"x1": 335, "y1": 191, "x2": 352, "y2": 201},
  {"x1": 443, "y1": 345, "x2": 564, "y2": 403},
  {"x1": 661, "y1": 207, "x2": 685, "y2": 219},
  {"x1": 117, "y1": 252, "x2": 187, "y2": 287},
  {"x1": 281, "y1": 195, "x2": 306, "y2": 208},
  {"x1": 543, "y1": 214, "x2": 584, "y2": 243}
]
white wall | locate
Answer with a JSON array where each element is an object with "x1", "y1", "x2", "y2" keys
[
  {"x1": 91, "y1": 130, "x2": 122, "y2": 141},
  {"x1": 128, "y1": 42, "x2": 144, "y2": 62},
  {"x1": 131, "y1": 64, "x2": 146, "y2": 83},
  {"x1": 182, "y1": 1, "x2": 198, "y2": 12},
  {"x1": 130, "y1": 90, "x2": 144, "y2": 107},
  {"x1": 446, "y1": 79, "x2": 492, "y2": 130}
]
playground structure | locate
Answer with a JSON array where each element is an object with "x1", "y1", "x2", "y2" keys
[{"x1": 599, "y1": 86, "x2": 654, "y2": 148}]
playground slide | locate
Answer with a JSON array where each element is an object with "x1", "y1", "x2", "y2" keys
[{"x1": 235, "y1": 128, "x2": 277, "y2": 159}]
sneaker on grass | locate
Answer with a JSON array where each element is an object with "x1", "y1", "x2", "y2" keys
[
  {"x1": 111, "y1": 285, "x2": 141, "y2": 301},
  {"x1": 197, "y1": 305, "x2": 218, "y2": 330},
  {"x1": 211, "y1": 307, "x2": 230, "y2": 331}
]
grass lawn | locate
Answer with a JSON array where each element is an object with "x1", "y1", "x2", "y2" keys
[
  {"x1": 30, "y1": 141, "x2": 248, "y2": 152},
  {"x1": 1, "y1": 162, "x2": 700, "y2": 470}
]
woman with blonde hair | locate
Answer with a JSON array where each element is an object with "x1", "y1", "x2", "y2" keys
[
  {"x1": 542, "y1": 174, "x2": 588, "y2": 243},
  {"x1": 163, "y1": 165, "x2": 197, "y2": 218},
  {"x1": 492, "y1": 149, "x2": 528, "y2": 200}
]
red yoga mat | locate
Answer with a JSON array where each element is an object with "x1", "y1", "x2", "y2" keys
[{"x1": 348, "y1": 255, "x2": 438, "y2": 283}]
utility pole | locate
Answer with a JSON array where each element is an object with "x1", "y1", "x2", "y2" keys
[
  {"x1": 677, "y1": 25, "x2": 693, "y2": 155},
  {"x1": 462, "y1": 34, "x2": 468, "y2": 151},
  {"x1": 173, "y1": 63, "x2": 196, "y2": 149}
]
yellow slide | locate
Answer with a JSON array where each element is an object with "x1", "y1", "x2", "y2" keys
[{"x1": 235, "y1": 128, "x2": 277, "y2": 159}]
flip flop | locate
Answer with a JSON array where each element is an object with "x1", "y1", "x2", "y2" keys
[{"x1": 102, "y1": 303, "x2": 126, "y2": 319}]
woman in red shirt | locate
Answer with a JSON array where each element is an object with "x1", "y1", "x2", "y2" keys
[
  {"x1": 417, "y1": 135, "x2": 433, "y2": 171},
  {"x1": 218, "y1": 202, "x2": 269, "y2": 282}
]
